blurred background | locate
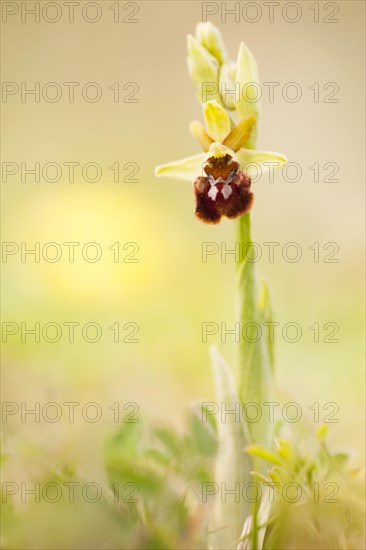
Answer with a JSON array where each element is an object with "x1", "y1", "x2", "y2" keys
[{"x1": 1, "y1": 0, "x2": 365, "y2": 546}]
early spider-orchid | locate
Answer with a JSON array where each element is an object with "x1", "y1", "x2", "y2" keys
[{"x1": 155, "y1": 100, "x2": 287, "y2": 223}]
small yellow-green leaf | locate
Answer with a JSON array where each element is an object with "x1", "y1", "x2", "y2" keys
[
  {"x1": 274, "y1": 438, "x2": 295, "y2": 464},
  {"x1": 250, "y1": 470, "x2": 273, "y2": 485},
  {"x1": 332, "y1": 452, "x2": 350, "y2": 467},
  {"x1": 245, "y1": 444, "x2": 283, "y2": 466},
  {"x1": 268, "y1": 467, "x2": 282, "y2": 485},
  {"x1": 203, "y1": 100, "x2": 231, "y2": 143},
  {"x1": 316, "y1": 424, "x2": 328, "y2": 441}
]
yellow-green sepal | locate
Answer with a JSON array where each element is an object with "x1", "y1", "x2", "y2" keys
[
  {"x1": 155, "y1": 153, "x2": 205, "y2": 182},
  {"x1": 236, "y1": 148, "x2": 287, "y2": 178}
]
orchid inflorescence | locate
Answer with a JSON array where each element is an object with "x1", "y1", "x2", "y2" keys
[{"x1": 155, "y1": 22, "x2": 287, "y2": 224}]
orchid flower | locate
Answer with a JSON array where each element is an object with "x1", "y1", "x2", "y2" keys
[{"x1": 155, "y1": 23, "x2": 287, "y2": 224}]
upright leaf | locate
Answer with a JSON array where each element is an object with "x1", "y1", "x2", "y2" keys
[{"x1": 208, "y1": 346, "x2": 251, "y2": 550}]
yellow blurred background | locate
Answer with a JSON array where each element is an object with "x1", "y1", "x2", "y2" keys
[{"x1": 1, "y1": 0, "x2": 365, "y2": 497}]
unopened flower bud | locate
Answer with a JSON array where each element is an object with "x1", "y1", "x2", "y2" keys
[
  {"x1": 219, "y1": 60, "x2": 237, "y2": 110},
  {"x1": 187, "y1": 34, "x2": 222, "y2": 105},
  {"x1": 195, "y1": 22, "x2": 228, "y2": 66},
  {"x1": 235, "y1": 42, "x2": 261, "y2": 148}
]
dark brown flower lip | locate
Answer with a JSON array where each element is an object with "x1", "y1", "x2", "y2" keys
[
  {"x1": 194, "y1": 170, "x2": 253, "y2": 224},
  {"x1": 193, "y1": 151, "x2": 253, "y2": 224}
]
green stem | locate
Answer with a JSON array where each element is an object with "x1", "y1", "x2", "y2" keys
[
  {"x1": 236, "y1": 213, "x2": 259, "y2": 408},
  {"x1": 236, "y1": 214, "x2": 273, "y2": 550},
  {"x1": 236, "y1": 213, "x2": 273, "y2": 440}
]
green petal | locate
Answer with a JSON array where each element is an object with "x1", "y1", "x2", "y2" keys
[
  {"x1": 222, "y1": 114, "x2": 256, "y2": 152},
  {"x1": 203, "y1": 100, "x2": 231, "y2": 142},
  {"x1": 195, "y1": 22, "x2": 228, "y2": 66},
  {"x1": 154, "y1": 153, "x2": 205, "y2": 182},
  {"x1": 187, "y1": 35, "x2": 222, "y2": 105},
  {"x1": 235, "y1": 42, "x2": 260, "y2": 148},
  {"x1": 189, "y1": 120, "x2": 213, "y2": 152},
  {"x1": 236, "y1": 148, "x2": 287, "y2": 179}
]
